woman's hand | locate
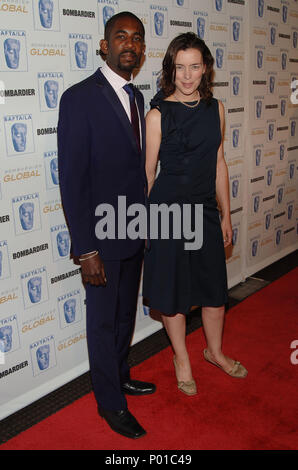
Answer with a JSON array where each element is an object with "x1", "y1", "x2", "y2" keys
[{"x1": 221, "y1": 217, "x2": 232, "y2": 248}]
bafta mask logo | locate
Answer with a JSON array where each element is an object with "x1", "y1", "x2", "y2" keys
[
  {"x1": 257, "y1": 50, "x2": 263, "y2": 69},
  {"x1": 267, "y1": 169, "x2": 273, "y2": 186},
  {"x1": 282, "y1": 5, "x2": 288, "y2": 23},
  {"x1": 232, "y1": 228, "x2": 238, "y2": 246},
  {"x1": 279, "y1": 144, "x2": 285, "y2": 161},
  {"x1": 4, "y1": 38, "x2": 20, "y2": 69},
  {"x1": 102, "y1": 6, "x2": 115, "y2": 26},
  {"x1": 216, "y1": 48, "x2": 224, "y2": 69},
  {"x1": 50, "y1": 157, "x2": 59, "y2": 185},
  {"x1": 0, "y1": 251, "x2": 2, "y2": 278},
  {"x1": 75, "y1": 41, "x2": 88, "y2": 69},
  {"x1": 232, "y1": 76, "x2": 240, "y2": 96},
  {"x1": 232, "y1": 179, "x2": 239, "y2": 198},
  {"x1": 288, "y1": 204, "x2": 293, "y2": 220},
  {"x1": 289, "y1": 163, "x2": 295, "y2": 179},
  {"x1": 36, "y1": 345, "x2": 50, "y2": 370},
  {"x1": 63, "y1": 299, "x2": 76, "y2": 324},
  {"x1": 233, "y1": 21, "x2": 240, "y2": 42},
  {"x1": 44, "y1": 80, "x2": 59, "y2": 109},
  {"x1": 11, "y1": 123, "x2": 27, "y2": 152},
  {"x1": 252, "y1": 240, "x2": 258, "y2": 257},
  {"x1": 281, "y1": 52, "x2": 287, "y2": 70},
  {"x1": 19, "y1": 202, "x2": 34, "y2": 231},
  {"x1": 215, "y1": 0, "x2": 223, "y2": 12},
  {"x1": 293, "y1": 31, "x2": 297, "y2": 49},
  {"x1": 276, "y1": 229, "x2": 281, "y2": 246},
  {"x1": 268, "y1": 123, "x2": 274, "y2": 141},
  {"x1": 154, "y1": 12, "x2": 164, "y2": 37},
  {"x1": 197, "y1": 18, "x2": 205, "y2": 39},
  {"x1": 232, "y1": 129, "x2": 239, "y2": 148},
  {"x1": 269, "y1": 76, "x2": 275, "y2": 94},
  {"x1": 277, "y1": 187, "x2": 283, "y2": 204},
  {"x1": 56, "y1": 230, "x2": 70, "y2": 257},
  {"x1": 280, "y1": 99, "x2": 286, "y2": 116},
  {"x1": 39, "y1": 0, "x2": 54, "y2": 29},
  {"x1": 265, "y1": 213, "x2": 271, "y2": 230},
  {"x1": 257, "y1": 0, "x2": 264, "y2": 18},
  {"x1": 270, "y1": 27, "x2": 276, "y2": 46},
  {"x1": 256, "y1": 100, "x2": 262, "y2": 119},
  {"x1": 291, "y1": 120, "x2": 296, "y2": 137},
  {"x1": 253, "y1": 195, "x2": 260, "y2": 213},
  {"x1": 0, "y1": 326, "x2": 12, "y2": 353},
  {"x1": 255, "y1": 148, "x2": 261, "y2": 166},
  {"x1": 27, "y1": 276, "x2": 42, "y2": 303}
]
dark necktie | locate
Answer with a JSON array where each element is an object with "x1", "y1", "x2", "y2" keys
[{"x1": 123, "y1": 83, "x2": 141, "y2": 152}]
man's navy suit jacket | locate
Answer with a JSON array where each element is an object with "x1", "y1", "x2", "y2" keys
[{"x1": 57, "y1": 68, "x2": 147, "y2": 260}]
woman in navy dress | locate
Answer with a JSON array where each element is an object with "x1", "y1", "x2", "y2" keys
[{"x1": 143, "y1": 33, "x2": 247, "y2": 395}]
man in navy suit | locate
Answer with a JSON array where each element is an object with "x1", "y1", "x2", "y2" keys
[{"x1": 58, "y1": 12, "x2": 155, "y2": 439}]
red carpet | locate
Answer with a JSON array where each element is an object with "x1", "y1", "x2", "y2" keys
[{"x1": 2, "y1": 268, "x2": 298, "y2": 450}]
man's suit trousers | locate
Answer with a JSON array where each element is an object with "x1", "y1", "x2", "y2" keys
[{"x1": 85, "y1": 247, "x2": 143, "y2": 411}]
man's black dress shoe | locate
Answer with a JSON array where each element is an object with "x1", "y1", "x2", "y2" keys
[
  {"x1": 122, "y1": 380, "x2": 156, "y2": 396},
  {"x1": 98, "y1": 406, "x2": 146, "y2": 439}
]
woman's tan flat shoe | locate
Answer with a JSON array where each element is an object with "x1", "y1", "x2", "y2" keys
[
  {"x1": 203, "y1": 349, "x2": 248, "y2": 378},
  {"x1": 173, "y1": 357, "x2": 197, "y2": 396}
]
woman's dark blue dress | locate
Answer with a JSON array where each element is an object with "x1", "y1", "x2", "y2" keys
[{"x1": 142, "y1": 95, "x2": 228, "y2": 315}]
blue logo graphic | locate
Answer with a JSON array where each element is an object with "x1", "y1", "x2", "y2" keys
[
  {"x1": 232, "y1": 76, "x2": 240, "y2": 96},
  {"x1": 267, "y1": 169, "x2": 273, "y2": 186},
  {"x1": 19, "y1": 202, "x2": 34, "y2": 230},
  {"x1": 270, "y1": 26, "x2": 276, "y2": 46},
  {"x1": 21, "y1": 267, "x2": 49, "y2": 309},
  {"x1": 103, "y1": 5, "x2": 115, "y2": 25},
  {"x1": 154, "y1": 12, "x2": 164, "y2": 36},
  {"x1": 232, "y1": 128, "x2": 239, "y2": 148},
  {"x1": 255, "y1": 148, "x2": 261, "y2": 166},
  {"x1": 44, "y1": 80, "x2": 58, "y2": 108},
  {"x1": 11, "y1": 123, "x2": 27, "y2": 152},
  {"x1": 232, "y1": 227, "x2": 238, "y2": 246},
  {"x1": 253, "y1": 195, "x2": 260, "y2": 213},
  {"x1": 291, "y1": 120, "x2": 296, "y2": 137},
  {"x1": 4, "y1": 114, "x2": 34, "y2": 156},
  {"x1": 281, "y1": 52, "x2": 287, "y2": 70},
  {"x1": 282, "y1": 5, "x2": 288, "y2": 24},
  {"x1": 58, "y1": 290, "x2": 82, "y2": 329},
  {"x1": 288, "y1": 204, "x2": 293, "y2": 220},
  {"x1": 216, "y1": 48, "x2": 224, "y2": 69},
  {"x1": 277, "y1": 187, "x2": 283, "y2": 204},
  {"x1": 293, "y1": 31, "x2": 297, "y2": 49},
  {"x1": 4, "y1": 38, "x2": 20, "y2": 69},
  {"x1": 0, "y1": 326, "x2": 12, "y2": 353},
  {"x1": 257, "y1": 50, "x2": 263, "y2": 69},
  {"x1": 268, "y1": 123, "x2": 274, "y2": 141},
  {"x1": 265, "y1": 213, "x2": 271, "y2": 230},
  {"x1": 251, "y1": 240, "x2": 258, "y2": 257},
  {"x1": 69, "y1": 34, "x2": 93, "y2": 71},
  {"x1": 12, "y1": 193, "x2": 41, "y2": 235},
  {"x1": 30, "y1": 335, "x2": 56, "y2": 376},
  {"x1": 28, "y1": 276, "x2": 42, "y2": 303},
  {"x1": 256, "y1": 100, "x2": 262, "y2": 119},
  {"x1": 279, "y1": 144, "x2": 285, "y2": 161},
  {"x1": 257, "y1": 0, "x2": 264, "y2": 18},
  {"x1": 197, "y1": 17, "x2": 205, "y2": 39},
  {"x1": 280, "y1": 99, "x2": 286, "y2": 116},
  {"x1": 232, "y1": 179, "x2": 239, "y2": 198},
  {"x1": 232, "y1": 21, "x2": 240, "y2": 42},
  {"x1": 269, "y1": 75, "x2": 275, "y2": 94}
]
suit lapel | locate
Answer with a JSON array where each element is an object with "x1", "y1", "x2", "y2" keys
[{"x1": 94, "y1": 68, "x2": 141, "y2": 156}]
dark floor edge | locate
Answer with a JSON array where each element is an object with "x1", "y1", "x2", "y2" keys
[{"x1": 1, "y1": 250, "x2": 297, "y2": 444}]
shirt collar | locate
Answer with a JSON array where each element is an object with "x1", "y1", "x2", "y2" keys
[{"x1": 101, "y1": 62, "x2": 133, "y2": 91}]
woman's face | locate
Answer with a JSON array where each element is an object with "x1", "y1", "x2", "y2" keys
[{"x1": 174, "y1": 48, "x2": 206, "y2": 99}]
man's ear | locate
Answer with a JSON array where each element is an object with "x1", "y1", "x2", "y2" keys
[{"x1": 100, "y1": 39, "x2": 108, "y2": 56}]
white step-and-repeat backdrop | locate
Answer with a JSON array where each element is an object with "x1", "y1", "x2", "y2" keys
[{"x1": 0, "y1": 0, "x2": 297, "y2": 420}]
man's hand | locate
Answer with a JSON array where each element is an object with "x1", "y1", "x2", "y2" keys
[{"x1": 79, "y1": 252, "x2": 107, "y2": 286}]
